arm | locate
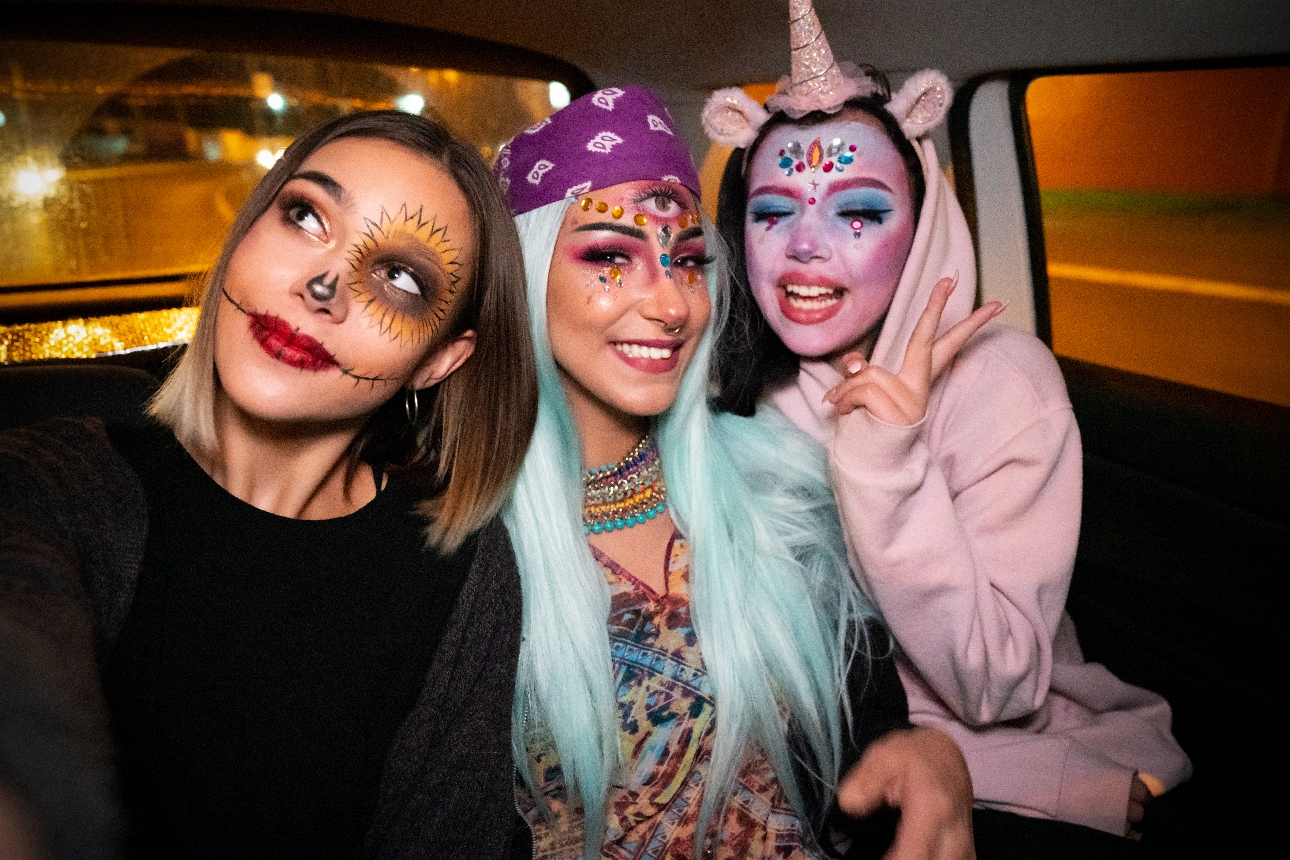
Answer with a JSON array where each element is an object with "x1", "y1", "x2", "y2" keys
[
  {"x1": 0, "y1": 419, "x2": 143, "y2": 860},
  {"x1": 825, "y1": 625, "x2": 975, "y2": 860},
  {"x1": 830, "y1": 332, "x2": 1081, "y2": 725}
]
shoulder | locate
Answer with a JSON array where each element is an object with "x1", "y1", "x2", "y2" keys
[
  {"x1": 931, "y1": 325, "x2": 1074, "y2": 442},
  {"x1": 0, "y1": 417, "x2": 140, "y2": 513},
  {"x1": 947, "y1": 325, "x2": 1071, "y2": 410}
]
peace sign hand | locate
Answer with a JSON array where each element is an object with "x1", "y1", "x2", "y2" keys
[{"x1": 824, "y1": 275, "x2": 1005, "y2": 426}]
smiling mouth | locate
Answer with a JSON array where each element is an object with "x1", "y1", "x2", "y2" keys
[
  {"x1": 247, "y1": 312, "x2": 339, "y2": 372},
  {"x1": 777, "y1": 282, "x2": 847, "y2": 325},
  {"x1": 783, "y1": 283, "x2": 843, "y2": 309},
  {"x1": 612, "y1": 339, "x2": 682, "y2": 373},
  {"x1": 615, "y1": 342, "x2": 674, "y2": 360}
]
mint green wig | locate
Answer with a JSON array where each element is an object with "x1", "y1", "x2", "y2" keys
[{"x1": 503, "y1": 198, "x2": 875, "y2": 857}]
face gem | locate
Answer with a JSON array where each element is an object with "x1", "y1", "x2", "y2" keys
[
  {"x1": 826, "y1": 138, "x2": 843, "y2": 157},
  {"x1": 633, "y1": 213, "x2": 648, "y2": 226},
  {"x1": 657, "y1": 224, "x2": 673, "y2": 248},
  {"x1": 786, "y1": 141, "x2": 804, "y2": 160},
  {"x1": 807, "y1": 138, "x2": 823, "y2": 171}
]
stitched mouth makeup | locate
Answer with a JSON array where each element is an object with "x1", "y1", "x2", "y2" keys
[
  {"x1": 777, "y1": 276, "x2": 848, "y2": 325},
  {"x1": 247, "y1": 311, "x2": 339, "y2": 371},
  {"x1": 611, "y1": 338, "x2": 683, "y2": 373}
]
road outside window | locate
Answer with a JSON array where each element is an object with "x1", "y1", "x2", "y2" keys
[
  {"x1": 1026, "y1": 67, "x2": 1290, "y2": 407},
  {"x1": 0, "y1": 39, "x2": 562, "y2": 358}
]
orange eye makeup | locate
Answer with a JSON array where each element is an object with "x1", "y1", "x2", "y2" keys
[{"x1": 345, "y1": 204, "x2": 462, "y2": 347}]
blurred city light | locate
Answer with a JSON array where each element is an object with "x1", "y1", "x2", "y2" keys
[
  {"x1": 14, "y1": 166, "x2": 63, "y2": 198},
  {"x1": 0, "y1": 110, "x2": 7, "y2": 128},
  {"x1": 549, "y1": 81, "x2": 571, "y2": 109},
  {"x1": 266, "y1": 92, "x2": 286, "y2": 112},
  {"x1": 255, "y1": 148, "x2": 284, "y2": 168},
  {"x1": 396, "y1": 93, "x2": 425, "y2": 115}
]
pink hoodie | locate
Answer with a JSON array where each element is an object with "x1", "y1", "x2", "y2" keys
[{"x1": 766, "y1": 138, "x2": 1191, "y2": 835}]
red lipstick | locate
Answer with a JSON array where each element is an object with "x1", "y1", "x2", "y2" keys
[
  {"x1": 247, "y1": 313, "x2": 339, "y2": 372},
  {"x1": 776, "y1": 274, "x2": 847, "y2": 326}
]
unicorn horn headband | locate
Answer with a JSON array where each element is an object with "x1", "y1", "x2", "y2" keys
[{"x1": 702, "y1": 0, "x2": 953, "y2": 150}]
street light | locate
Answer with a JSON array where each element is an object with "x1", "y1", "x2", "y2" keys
[{"x1": 396, "y1": 93, "x2": 425, "y2": 115}]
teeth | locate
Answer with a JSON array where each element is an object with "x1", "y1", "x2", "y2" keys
[
  {"x1": 784, "y1": 283, "x2": 841, "y2": 309},
  {"x1": 784, "y1": 284, "x2": 839, "y2": 297},
  {"x1": 616, "y1": 343, "x2": 673, "y2": 360}
]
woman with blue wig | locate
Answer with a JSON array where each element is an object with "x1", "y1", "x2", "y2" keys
[{"x1": 495, "y1": 86, "x2": 973, "y2": 860}]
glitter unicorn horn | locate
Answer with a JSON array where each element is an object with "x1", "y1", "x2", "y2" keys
[{"x1": 766, "y1": 0, "x2": 875, "y2": 118}]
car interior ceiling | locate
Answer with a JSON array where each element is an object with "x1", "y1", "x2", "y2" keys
[{"x1": 1, "y1": 2, "x2": 1288, "y2": 854}]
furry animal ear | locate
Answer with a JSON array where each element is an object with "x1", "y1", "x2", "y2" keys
[
  {"x1": 702, "y1": 87, "x2": 771, "y2": 149},
  {"x1": 888, "y1": 70, "x2": 953, "y2": 139}
]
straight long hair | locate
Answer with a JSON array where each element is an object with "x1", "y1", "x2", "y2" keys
[
  {"x1": 504, "y1": 199, "x2": 874, "y2": 856},
  {"x1": 150, "y1": 111, "x2": 536, "y2": 549}
]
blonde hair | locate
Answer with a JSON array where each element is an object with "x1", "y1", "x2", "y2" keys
[{"x1": 151, "y1": 111, "x2": 537, "y2": 550}]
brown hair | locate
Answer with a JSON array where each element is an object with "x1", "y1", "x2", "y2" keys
[{"x1": 151, "y1": 110, "x2": 537, "y2": 550}]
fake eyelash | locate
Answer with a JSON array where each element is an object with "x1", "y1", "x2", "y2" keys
[{"x1": 634, "y1": 184, "x2": 686, "y2": 207}]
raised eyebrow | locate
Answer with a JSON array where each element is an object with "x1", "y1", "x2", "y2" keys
[
  {"x1": 825, "y1": 176, "x2": 896, "y2": 196},
  {"x1": 675, "y1": 226, "x2": 704, "y2": 243},
  {"x1": 572, "y1": 222, "x2": 647, "y2": 240},
  {"x1": 748, "y1": 184, "x2": 802, "y2": 200},
  {"x1": 289, "y1": 170, "x2": 348, "y2": 205}
]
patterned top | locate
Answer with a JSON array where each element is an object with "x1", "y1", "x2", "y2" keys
[{"x1": 516, "y1": 532, "x2": 817, "y2": 860}]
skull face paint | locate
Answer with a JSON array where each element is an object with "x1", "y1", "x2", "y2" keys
[{"x1": 215, "y1": 137, "x2": 477, "y2": 427}]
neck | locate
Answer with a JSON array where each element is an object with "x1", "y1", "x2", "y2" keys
[
  {"x1": 824, "y1": 324, "x2": 882, "y2": 377},
  {"x1": 188, "y1": 390, "x2": 376, "y2": 520},
  {"x1": 561, "y1": 374, "x2": 650, "y2": 469}
]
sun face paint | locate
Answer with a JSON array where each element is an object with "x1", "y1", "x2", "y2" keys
[{"x1": 346, "y1": 203, "x2": 462, "y2": 347}]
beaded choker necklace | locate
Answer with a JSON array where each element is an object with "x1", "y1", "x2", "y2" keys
[{"x1": 582, "y1": 435, "x2": 667, "y2": 534}]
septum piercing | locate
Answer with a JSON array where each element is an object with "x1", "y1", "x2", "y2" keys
[
  {"x1": 306, "y1": 271, "x2": 338, "y2": 302},
  {"x1": 662, "y1": 323, "x2": 682, "y2": 335}
]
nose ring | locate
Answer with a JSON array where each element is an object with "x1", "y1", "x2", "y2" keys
[
  {"x1": 306, "y1": 272, "x2": 339, "y2": 302},
  {"x1": 662, "y1": 323, "x2": 682, "y2": 335}
]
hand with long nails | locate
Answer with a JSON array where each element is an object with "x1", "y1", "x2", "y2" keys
[{"x1": 823, "y1": 274, "x2": 1005, "y2": 426}]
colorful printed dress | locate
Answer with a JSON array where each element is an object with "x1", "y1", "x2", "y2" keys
[{"x1": 515, "y1": 532, "x2": 820, "y2": 860}]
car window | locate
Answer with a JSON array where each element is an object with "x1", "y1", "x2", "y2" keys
[
  {"x1": 1025, "y1": 66, "x2": 1290, "y2": 407},
  {"x1": 0, "y1": 38, "x2": 568, "y2": 360}
]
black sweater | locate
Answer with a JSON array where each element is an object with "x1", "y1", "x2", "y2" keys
[{"x1": 0, "y1": 418, "x2": 524, "y2": 860}]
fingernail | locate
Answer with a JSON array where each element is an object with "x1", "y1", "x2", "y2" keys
[
  {"x1": 846, "y1": 357, "x2": 865, "y2": 374},
  {"x1": 994, "y1": 299, "x2": 1010, "y2": 315}
]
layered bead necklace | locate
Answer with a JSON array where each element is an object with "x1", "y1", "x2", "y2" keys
[{"x1": 582, "y1": 435, "x2": 668, "y2": 534}]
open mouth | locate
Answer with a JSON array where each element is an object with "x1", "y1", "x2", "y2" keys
[
  {"x1": 247, "y1": 312, "x2": 339, "y2": 372},
  {"x1": 778, "y1": 282, "x2": 846, "y2": 325},
  {"x1": 612, "y1": 339, "x2": 681, "y2": 373}
]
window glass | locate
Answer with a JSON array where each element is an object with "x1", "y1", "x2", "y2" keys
[
  {"x1": 0, "y1": 38, "x2": 560, "y2": 343},
  {"x1": 1026, "y1": 67, "x2": 1290, "y2": 407}
]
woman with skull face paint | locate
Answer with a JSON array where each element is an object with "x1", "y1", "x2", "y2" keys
[
  {"x1": 0, "y1": 111, "x2": 536, "y2": 858},
  {"x1": 496, "y1": 86, "x2": 977, "y2": 860},
  {"x1": 709, "y1": 1, "x2": 1191, "y2": 849}
]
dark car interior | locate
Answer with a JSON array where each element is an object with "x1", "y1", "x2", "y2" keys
[{"x1": 3, "y1": 1, "x2": 1288, "y2": 854}]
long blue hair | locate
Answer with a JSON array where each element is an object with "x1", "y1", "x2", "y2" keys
[{"x1": 503, "y1": 198, "x2": 875, "y2": 856}]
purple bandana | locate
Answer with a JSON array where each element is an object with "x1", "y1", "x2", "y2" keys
[{"x1": 495, "y1": 86, "x2": 701, "y2": 216}]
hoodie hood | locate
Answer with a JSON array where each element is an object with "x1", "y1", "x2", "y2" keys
[{"x1": 868, "y1": 138, "x2": 976, "y2": 374}]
